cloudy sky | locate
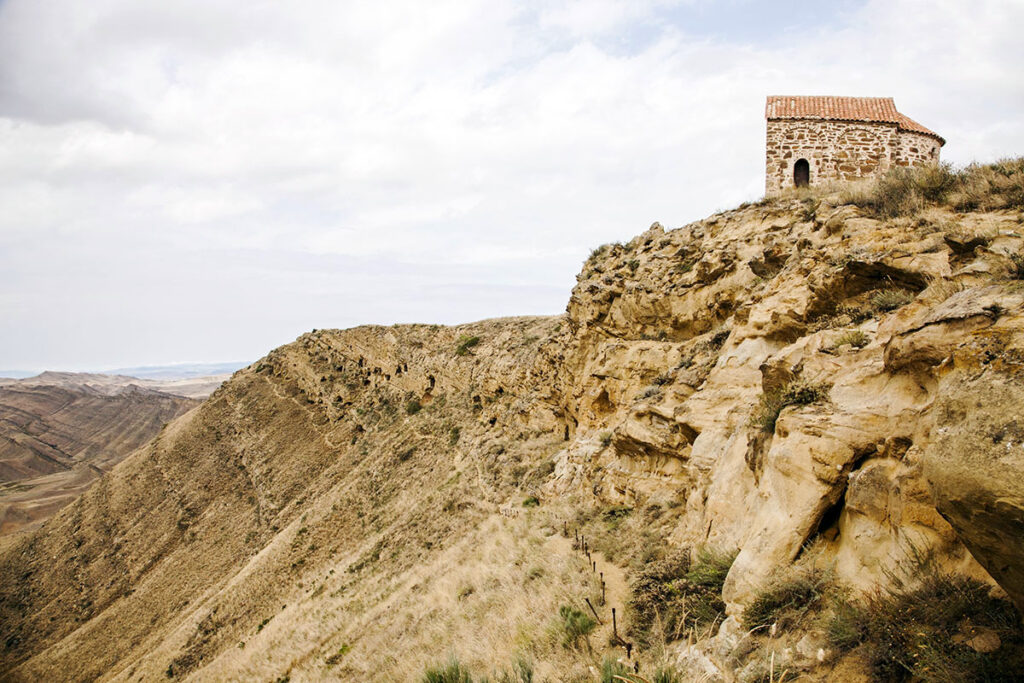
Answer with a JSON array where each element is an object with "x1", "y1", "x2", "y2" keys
[{"x1": 1, "y1": 0, "x2": 1022, "y2": 372}]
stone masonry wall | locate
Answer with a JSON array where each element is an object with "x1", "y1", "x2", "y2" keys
[
  {"x1": 896, "y1": 130, "x2": 942, "y2": 167},
  {"x1": 765, "y1": 119, "x2": 941, "y2": 196}
]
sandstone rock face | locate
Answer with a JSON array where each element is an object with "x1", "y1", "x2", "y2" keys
[
  {"x1": 922, "y1": 311, "x2": 1024, "y2": 613},
  {"x1": 548, "y1": 201, "x2": 1024, "y2": 608}
]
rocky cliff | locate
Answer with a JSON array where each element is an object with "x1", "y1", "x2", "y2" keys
[{"x1": 1, "y1": 173, "x2": 1023, "y2": 681}]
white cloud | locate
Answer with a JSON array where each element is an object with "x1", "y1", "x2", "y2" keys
[{"x1": 0, "y1": 0, "x2": 1021, "y2": 369}]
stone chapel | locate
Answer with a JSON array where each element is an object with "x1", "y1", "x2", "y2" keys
[{"x1": 765, "y1": 95, "x2": 944, "y2": 196}]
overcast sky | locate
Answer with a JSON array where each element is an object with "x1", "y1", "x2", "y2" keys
[{"x1": 1, "y1": 0, "x2": 1022, "y2": 372}]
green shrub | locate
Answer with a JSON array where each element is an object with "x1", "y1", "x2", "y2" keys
[
  {"x1": 449, "y1": 426, "x2": 460, "y2": 446},
  {"x1": 454, "y1": 335, "x2": 480, "y2": 356},
  {"x1": 649, "y1": 667, "x2": 685, "y2": 683},
  {"x1": 870, "y1": 288, "x2": 915, "y2": 312},
  {"x1": 752, "y1": 379, "x2": 831, "y2": 433},
  {"x1": 599, "y1": 431, "x2": 613, "y2": 447},
  {"x1": 827, "y1": 571, "x2": 1024, "y2": 682},
  {"x1": 558, "y1": 604, "x2": 597, "y2": 650},
  {"x1": 743, "y1": 565, "x2": 830, "y2": 631},
  {"x1": 599, "y1": 656, "x2": 631, "y2": 683},
  {"x1": 422, "y1": 657, "x2": 474, "y2": 683},
  {"x1": 521, "y1": 496, "x2": 539, "y2": 508},
  {"x1": 406, "y1": 399, "x2": 423, "y2": 415}
]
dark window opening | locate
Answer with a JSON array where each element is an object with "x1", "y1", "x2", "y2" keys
[{"x1": 794, "y1": 159, "x2": 810, "y2": 188}]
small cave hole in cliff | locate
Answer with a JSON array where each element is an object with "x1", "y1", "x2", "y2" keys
[
  {"x1": 794, "y1": 158, "x2": 810, "y2": 188},
  {"x1": 564, "y1": 425, "x2": 570, "y2": 441},
  {"x1": 593, "y1": 388, "x2": 615, "y2": 415},
  {"x1": 427, "y1": 375, "x2": 436, "y2": 390},
  {"x1": 815, "y1": 495, "x2": 845, "y2": 544},
  {"x1": 488, "y1": 417, "x2": 497, "y2": 426}
]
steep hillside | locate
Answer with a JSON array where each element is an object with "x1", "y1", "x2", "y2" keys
[
  {"x1": 0, "y1": 381, "x2": 200, "y2": 537},
  {"x1": 2, "y1": 166, "x2": 1024, "y2": 681}
]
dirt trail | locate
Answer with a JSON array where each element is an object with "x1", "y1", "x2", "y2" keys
[{"x1": 546, "y1": 532, "x2": 633, "y2": 663}]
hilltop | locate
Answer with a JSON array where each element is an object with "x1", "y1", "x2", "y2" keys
[{"x1": 2, "y1": 161, "x2": 1023, "y2": 681}]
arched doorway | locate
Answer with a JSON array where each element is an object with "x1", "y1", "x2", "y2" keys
[{"x1": 794, "y1": 159, "x2": 810, "y2": 188}]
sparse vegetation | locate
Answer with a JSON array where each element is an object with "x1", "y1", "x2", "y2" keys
[
  {"x1": 870, "y1": 288, "x2": 915, "y2": 312},
  {"x1": 557, "y1": 604, "x2": 597, "y2": 650},
  {"x1": 649, "y1": 667, "x2": 686, "y2": 683},
  {"x1": 599, "y1": 656, "x2": 631, "y2": 682},
  {"x1": 324, "y1": 643, "x2": 351, "y2": 666},
  {"x1": 599, "y1": 431, "x2": 613, "y2": 447},
  {"x1": 627, "y1": 547, "x2": 737, "y2": 647},
  {"x1": 406, "y1": 399, "x2": 423, "y2": 415},
  {"x1": 743, "y1": 563, "x2": 831, "y2": 631},
  {"x1": 825, "y1": 565, "x2": 1024, "y2": 681},
  {"x1": 422, "y1": 656, "x2": 474, "y2": 683},
  {"x1": 455, "y1": 335, "x2": 481, "y2": 356},
  {"x1": 493, "y1": 655, "x2": 534, "y2": 683},
  {"x1": 752, "y1": 379, "x2": 831, "y2": 433},
  {"x1": 1009, "y1": 253, "x2": 1024, "y2": 280},
  {"x1": 521, "y1": 496, "x2": 539, "y2": 508},
  {"x1": 827, "y1": 329, "x2": 870, "y2": 351},
  {"x1": 639, "y1": 386, "x2": 662, "y2": 400},
  {"x1": 842, "y1": 158, "x2": 1024, "y2": 217},
  {"x1": 651, "y1": 372, "x2": 673, "y2": 386},
  {"x1": 588, "y1": 243, "x2": 611, "y2": 263}
]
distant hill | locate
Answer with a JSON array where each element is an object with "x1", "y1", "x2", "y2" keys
[
  {"x1": 0, "y1": 370, "x2": 39, "y2": 379},
  {"x1": 0, "y1": 369, "x2": 240, "y2": 401},
  {"x1": 0, "y1": 379, "x2": 200, "y2": 537},
  {"x1": 101, "y1": 361, "x2": 249, "y2": 380}
]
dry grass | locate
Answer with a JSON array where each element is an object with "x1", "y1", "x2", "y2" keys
[
  {"x1": 825, "y1": 566, "x2": 1024, "y2": 681},
  {"x1": 826, "y1": 330, "x2": 870, "y2": 352},
  {"x1": 842, "y1": 158, "x2": 1024, "y2": 217}
]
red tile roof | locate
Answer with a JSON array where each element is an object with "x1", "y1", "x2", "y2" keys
[{"x1": 766, "y1": 96, "x2": 944, "y2": 145}]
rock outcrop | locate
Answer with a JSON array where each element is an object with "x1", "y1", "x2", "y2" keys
[
  {"x1": 547, "y1": 200, "x2": 1024, "y2": 609},
  {"x1": 1, "y1": 193, "x2": 1022, "y2": 681}
]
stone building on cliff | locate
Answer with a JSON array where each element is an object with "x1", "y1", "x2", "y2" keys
[{"x1": 765, "y1": 95, "x2": 944, "y2": 197}]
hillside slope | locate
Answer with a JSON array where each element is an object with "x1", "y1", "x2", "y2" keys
[
  {"x1": 0, "y1": 381, "x2": 200, "y2": 537},
  {"x1": 2, "y1": 174, "x2": 1024, "y2": 681}
]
